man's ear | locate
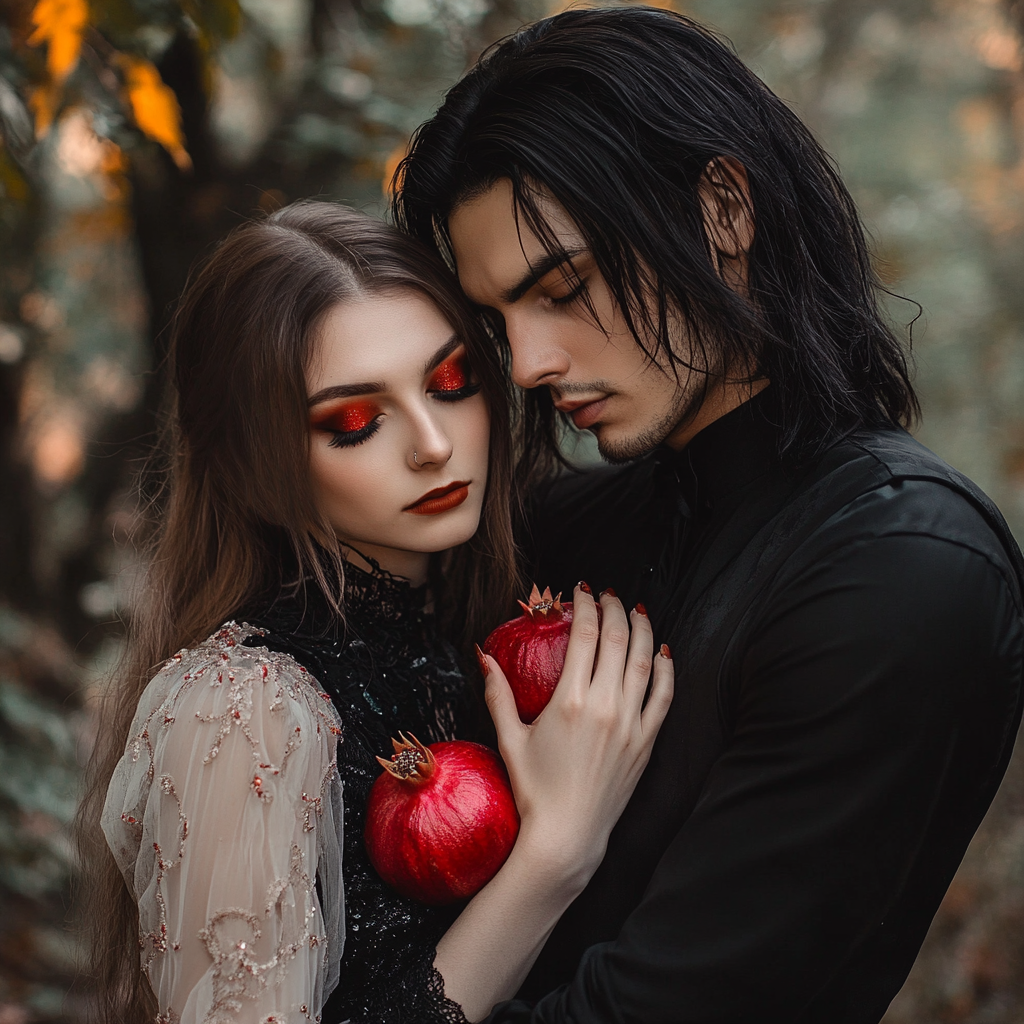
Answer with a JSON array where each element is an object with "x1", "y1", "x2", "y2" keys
[{"x1": 698, "y1": 156, "x2": 754, "y2": 261}]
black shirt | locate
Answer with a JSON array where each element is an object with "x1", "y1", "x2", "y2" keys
[{"x1": 486, "y1": 394, "x2": 1024, "y2": 1024}]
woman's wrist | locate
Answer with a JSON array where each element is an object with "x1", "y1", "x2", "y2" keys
[{"x1": 508, "y1": 817, "x2": 605, "y2": 900}]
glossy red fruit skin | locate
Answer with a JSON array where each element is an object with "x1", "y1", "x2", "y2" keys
[
  {"x1": 483, "y1": 589, "x2": 573, "y2": 723},
  {"x1": 365, "y1": 740, "x2": 520, "y2": 906}
]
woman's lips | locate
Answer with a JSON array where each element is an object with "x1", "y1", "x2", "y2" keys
[
  {"x1": 405, "y1": 481, "x2": 471, "y2": 516},
  {"x1": 567, "y1": 397, "x2": 608, "y2": 430}
]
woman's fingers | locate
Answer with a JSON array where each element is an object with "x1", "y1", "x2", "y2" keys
[
  {"x1": 479, "y1": 650, "x2": 526, "y2": 755},
  {"x1": 555, "y1": 583, "x2": 601, "y2": 701},
  {"x1": 620, "y1": 605, "x2": 655, "y2": 703},
  {"x1": 640, "y1": 644, "x2": 674, "y2": 737},
  {"x1": 589, "y1": 590, "x2": 631, "y2": 698}
]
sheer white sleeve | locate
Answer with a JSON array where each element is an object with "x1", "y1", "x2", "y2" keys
[{"x1": 102, "y1": 622, "x2": 345, "y2": 1024}]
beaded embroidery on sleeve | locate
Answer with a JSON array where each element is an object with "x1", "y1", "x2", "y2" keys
[{"x1": 102, "y1": 622, "x2": 345, "y2": 1024}]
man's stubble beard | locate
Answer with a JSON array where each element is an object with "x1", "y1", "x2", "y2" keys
[{"x1": 593, "y1": 375, "x2": 706, "y2": 465}]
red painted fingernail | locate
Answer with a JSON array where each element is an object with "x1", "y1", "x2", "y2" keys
[
  {"x1": 601, "y1": 587, "x2": 617, "y2": 598},
  {"x1": 635, "y1": 602, "x2": 648, "y2": 617},
  {"x1": 577, "y1": 580, "x2": 592, "y2": 594},
  {"x1": 660, "y1": 643, "x2": 672, "y2": 659},
  {"x1": 475, "y1": 643, "x2": 489, "y2": 677}
]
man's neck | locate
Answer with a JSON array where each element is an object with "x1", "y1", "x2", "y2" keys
[{"x1": 664, "y1": 378, "x2": 770, "y2": 452}]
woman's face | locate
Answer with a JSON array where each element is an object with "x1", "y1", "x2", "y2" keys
[{"x1": 306, "y1": 288, "x2": 490, "y2": 583}]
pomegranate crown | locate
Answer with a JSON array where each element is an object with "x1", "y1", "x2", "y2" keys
[
  {"x1": 377, "y1": 732, "x2": 436, "y2": 784},
  {"x1": 518, "y1": 584, "x2": 563, "y2": 619}
]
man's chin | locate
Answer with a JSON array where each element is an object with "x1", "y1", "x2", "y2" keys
[
  {"x1": 590, "y1": 390, "x2": 702, "y2": 464},
  {"x1": 593, "y1": 423, "x2": 672, "y2": 465}
]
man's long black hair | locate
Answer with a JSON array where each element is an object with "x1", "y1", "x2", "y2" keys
[{"x1": 393, "y1": 6, "x2": 918, "y2": 471}]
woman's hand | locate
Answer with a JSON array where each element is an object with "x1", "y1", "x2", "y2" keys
[
  {"x1": 480, "y1": 584, "x2": 674, "y2": 894},
  {"x1": 434, "y1": 589, "x2": 671, "y2": 1018}
]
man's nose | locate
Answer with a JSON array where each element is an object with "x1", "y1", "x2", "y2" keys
[{"x1": 505, "y1": 313, "x2": 571, "y2": 390}]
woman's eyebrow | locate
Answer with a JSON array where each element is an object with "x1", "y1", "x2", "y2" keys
[
  {"x1": 307, "y1": 335, "x2": 461, "y2": 406},
  {"x1": 422, "y1": 334, "x2": 461, "y2": 375},
  {"x1": 307, "y1": 381, "x2": 386, "y2": 406}
]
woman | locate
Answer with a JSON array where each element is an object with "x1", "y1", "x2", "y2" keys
[{"x1": 78, "y1": 201, "x2": 673, "y2": 1024}]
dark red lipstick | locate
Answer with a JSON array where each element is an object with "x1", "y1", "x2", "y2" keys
[{"x1": 405, "y1": 481, "x2": 471, "y2": 516}]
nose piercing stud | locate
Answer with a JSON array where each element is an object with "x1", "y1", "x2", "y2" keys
[{"x1": 413, "y1": 451, "x2": 419, "y2": 464}]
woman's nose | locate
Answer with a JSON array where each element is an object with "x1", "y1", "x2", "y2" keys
[{"x1": 408, "y1": 412, "x2": 453, "y2": 470}]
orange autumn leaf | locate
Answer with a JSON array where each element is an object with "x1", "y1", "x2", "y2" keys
[
  {"x1": 382, "y1": 141, "x2": 408, "y2": 198},
  {"x1": 28, "y1": 83, "x2": 60, "y2": 137},
  {"x1": 121, "y1": 56, "x2": 192, "y2": 171},
  {"x1": 27, "y1": 0, "x2": 89, "y2": 82}
]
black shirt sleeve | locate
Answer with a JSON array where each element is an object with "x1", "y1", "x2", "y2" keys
[{"x1": 485, "y1": 520, "x2": 1024, "y2": 1023}]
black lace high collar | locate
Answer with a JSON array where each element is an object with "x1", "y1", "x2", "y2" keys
[
  {"x1": 339, "y1": 556, "x2": 430, "y2": 626},
  {"x1": 249, "y1": 554, "x2": 430, "y2": 641}
]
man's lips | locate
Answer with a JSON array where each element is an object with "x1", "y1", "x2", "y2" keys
[
  {"x1": 556, "y1": 396, "x2": 609, "y2": 430},
  {"x1": 404, "y1": 481, "x2": 471, "y2": 515}
]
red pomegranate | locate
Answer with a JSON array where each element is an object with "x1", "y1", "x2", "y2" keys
[
  {"x1": 365, "y1": 733, "x2": 519, "y2": 905},
  {"x1": 483, "y1": 585, "x2": 574, "y2": 723}
]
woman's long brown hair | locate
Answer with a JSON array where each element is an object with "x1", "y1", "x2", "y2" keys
[{"x1": 74, "y1": 201, "x2": 521, "y2": 1023}]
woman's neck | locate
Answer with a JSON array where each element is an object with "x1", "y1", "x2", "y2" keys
[{"x1": 341, "y1": 542, "x2": 430, "y2": 587}]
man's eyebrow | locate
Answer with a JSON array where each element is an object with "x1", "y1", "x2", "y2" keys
[
  {"x1": 423, "y1": 334, "x2": 460, "y2": 376},
  {"x1": 502, "y1": 248, "x2": 589, "y2": 305},
  {"x1": 307, "y1": 381, "x2": 386, "y2": 406}
]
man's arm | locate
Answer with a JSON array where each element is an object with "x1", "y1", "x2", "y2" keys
[{"x1": 485, "y1": 529, "x2": 1023, "y2": 1023}]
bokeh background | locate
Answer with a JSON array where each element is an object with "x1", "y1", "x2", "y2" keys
[{"x1": 1, "y1": 0, "x2": 1023, "y2": 1020}]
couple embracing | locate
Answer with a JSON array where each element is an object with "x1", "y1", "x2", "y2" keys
[{"x1": 81, "y1": 9, "x2": 1024, "y2": 1024}]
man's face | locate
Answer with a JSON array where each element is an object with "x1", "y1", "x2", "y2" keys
[{"x1": 449, "y1": 180, "x2": 701, "y2": 463}]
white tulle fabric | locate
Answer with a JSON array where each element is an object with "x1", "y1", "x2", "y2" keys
[{"x1": 102, "y1": 622, "x2": 345, "y2": 1024}]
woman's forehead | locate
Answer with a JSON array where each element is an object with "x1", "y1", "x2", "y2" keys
[{"x1": 307, "y1": 290, "x2": 456, "y2": 393}]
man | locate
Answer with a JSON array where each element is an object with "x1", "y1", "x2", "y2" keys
[{"x1": 394, "y1": 8, "x2": 1024, "y2": 1022}]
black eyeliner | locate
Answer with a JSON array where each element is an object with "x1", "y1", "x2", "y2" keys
[
  {"x1": 431, "y1": 382, "x2": 483, "y2": 403},
  {"x1": 324, "y1": 419, "x2": 382, "y2": 449}
]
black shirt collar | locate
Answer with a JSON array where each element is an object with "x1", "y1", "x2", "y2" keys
[{"x1": 654, "y1": 388, "x2": 777, "y2": 516}]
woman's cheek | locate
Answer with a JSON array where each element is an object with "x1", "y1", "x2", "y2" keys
[
  {"x1": 309, "y1": 440, "x2": 395, "y2": 534},
  {"x1": 462, "y1": 396, "x2": 491, "y2": 471}
]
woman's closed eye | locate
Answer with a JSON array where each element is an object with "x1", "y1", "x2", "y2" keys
[
  {"x1": 312, "y1": 400, "x2": 384, "y2": 449},
  {"x1": 428, "y1": 351, "x2": 482, "y2": 403}
]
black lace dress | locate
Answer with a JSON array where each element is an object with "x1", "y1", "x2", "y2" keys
[{"x1": 243, "y1": 561, "x2": 473, "y2": 1024}]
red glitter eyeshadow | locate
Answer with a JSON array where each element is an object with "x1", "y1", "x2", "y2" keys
[
  {"x1": 428, "y1": 353, "x2": 468, "y2": 392},
  {"x1": 312, "y1": 400, "x2": 380, "y2": 434}
]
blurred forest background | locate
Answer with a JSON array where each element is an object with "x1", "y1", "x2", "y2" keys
[{"x1": 1, "y1": 0, "x2": 1023, "y2": 1020}]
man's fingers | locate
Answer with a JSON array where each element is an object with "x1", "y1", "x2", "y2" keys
[{"x1": 640, "y1": 644, "x2": 675, "y2": 737}]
